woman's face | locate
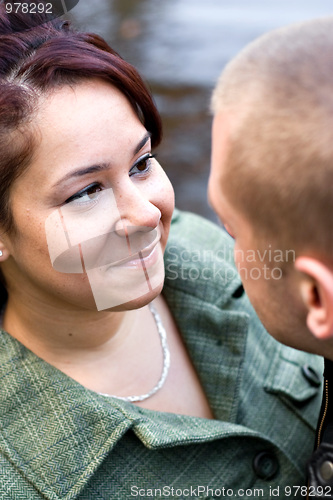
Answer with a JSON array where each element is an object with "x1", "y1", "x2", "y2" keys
[{"x1": 2, "y1": 79, "x2": 175, "y2": 311}]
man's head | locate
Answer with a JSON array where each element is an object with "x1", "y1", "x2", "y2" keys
[{"x1": 208, "y1": 17, "x2": 333, "y2": 357}]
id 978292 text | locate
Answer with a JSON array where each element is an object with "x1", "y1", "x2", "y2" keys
[
  {"x1": 1, "y1": 2, "x2": 53, "y2": 14},
  {"x1": 271, "y1": 485, "x2": 332, "y2": 496}
]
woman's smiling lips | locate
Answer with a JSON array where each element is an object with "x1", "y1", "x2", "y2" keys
[
  {"x1": 113, "y1": 244, "x2": 160, "y2": 271},
  {"x1": 107, "y1": 230, "x2": 162, "y2": 270}
]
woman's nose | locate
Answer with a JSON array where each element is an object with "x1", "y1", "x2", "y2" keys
[{"x1": 113, "y1": 192, "x2": 161, "y2": 237}]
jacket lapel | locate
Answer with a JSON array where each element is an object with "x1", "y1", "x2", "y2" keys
[{"x1": 0, "y1": 331, "x2": 133, "y2": 499}]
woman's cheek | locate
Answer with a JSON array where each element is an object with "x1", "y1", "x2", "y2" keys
[{"x1": 160, "y1": 170, "x2": 175, "y2": 216}]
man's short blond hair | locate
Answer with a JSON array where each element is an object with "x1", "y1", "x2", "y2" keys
[{"x1": 211, "y1": 17, "x2": 333, "y2": 262}]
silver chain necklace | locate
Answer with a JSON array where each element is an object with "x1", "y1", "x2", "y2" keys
[
  {"x1": 98, "y1": 303, "x2": 170, "y2": 402},
  {"x1": 0, "y1": 303, "x2": 170, "y2": 403}
]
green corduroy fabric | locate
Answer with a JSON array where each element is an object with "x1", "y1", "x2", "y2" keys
[{"x1": 0, "y1": 209, "x2": 323, "y2": 499}]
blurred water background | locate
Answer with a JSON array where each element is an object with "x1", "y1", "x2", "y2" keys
[{"x1": 68, "y1": 0, "x2": 333, "y2": 221}]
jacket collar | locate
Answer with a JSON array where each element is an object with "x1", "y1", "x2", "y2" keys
[
  {"x1": 0, "y1": 211, "x2": 249, "y2": 499},
  {"x1": 0, "y1": 330, "x2": 135, "y2": 499},
  {"x1": 163, "y1": 210, "x2": 248, "y2": 422},
  {"x1": 0, "y1": 306, "x2": 249, "y2": 500}
]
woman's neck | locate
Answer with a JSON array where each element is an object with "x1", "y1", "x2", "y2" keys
[
  {"x1": 2, "y1": 295, "x2": 138, "y2": 364},
  {"x1": 2, "y1": 295, "x2": 167, "y2": 400}
]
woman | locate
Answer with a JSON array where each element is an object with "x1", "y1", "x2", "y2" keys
[{"x1": 0, "y1": 5, "x2": 323, "y2": 499}]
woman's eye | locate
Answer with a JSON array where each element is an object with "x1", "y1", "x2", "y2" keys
[
  {"x1": 65, "y1": 183, "x2": 102, "y2": 205},
  {"x1": 129, "y1": 153, "x2": 155, "y2": 176}
]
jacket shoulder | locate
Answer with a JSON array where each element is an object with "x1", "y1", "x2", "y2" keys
[{"x1": 164, "y1": 209, "x2": 241, "y2": 306}]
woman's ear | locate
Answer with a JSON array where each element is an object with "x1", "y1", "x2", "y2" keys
[
  {"x1": 0, "y1": 237, "x2": 11, "y2": 261},
  {"x1": 295, "y1": 257, "x2": 333, "y2": 340}
]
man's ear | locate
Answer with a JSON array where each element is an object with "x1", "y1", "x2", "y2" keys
[{"x1": 295, "y1": 257, "x2": 333, "y2": 340}]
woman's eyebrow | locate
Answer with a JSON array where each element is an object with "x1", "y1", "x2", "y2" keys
[
  {"x1": 51, "y1": 132, "x2": 152, "y2": 189},
  {"x1": 133, "y1": 132, "x2": 151, "y2": 155}
]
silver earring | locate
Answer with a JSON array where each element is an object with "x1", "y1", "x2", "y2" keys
[{"x1": 0, "y1": 251, "x2": 3, "y2": 257}]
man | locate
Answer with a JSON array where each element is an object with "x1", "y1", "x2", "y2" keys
[{"x1": 208, "y1": 17, "x2": 333, "y2": 493}]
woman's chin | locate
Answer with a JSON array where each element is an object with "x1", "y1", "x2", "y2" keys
[
  {"x1": 101, "y1": 282, "x2": 164, "y2": 312},
  {"x1": 85, "y1": 245, "x2": 165, "y2": 312}
]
